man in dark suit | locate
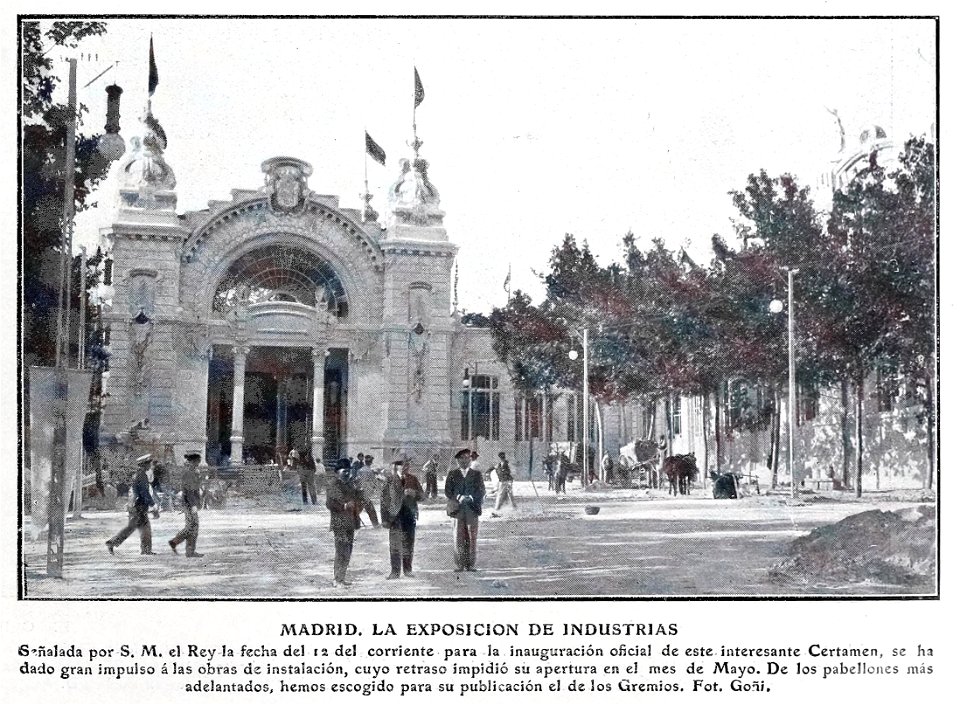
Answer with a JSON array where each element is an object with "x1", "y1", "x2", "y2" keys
[
  {"x1": 326, "y1": 458, "x2": 364, "y2": 587},
  {"x1": 445, "y1": 448, "x2": 485, "y2": 572},
  {"x1": 168, "y1": 451, "x2": 204, "y2": 557},
  {"x1": 106, "y1": 454, "x2": 156, "y2": 555},
  {"x1": 381, "y1": 459, "x2": 424, "y2": 579}
]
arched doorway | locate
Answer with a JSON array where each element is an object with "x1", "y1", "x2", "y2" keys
[{"x1": 205, "y1": 244, "x2": 350, "y2": 465}]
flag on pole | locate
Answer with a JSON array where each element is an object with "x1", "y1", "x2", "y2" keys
[
  {"x1": 414, "y1": 67, "x2": 425, "y2": 108},
  {"x1": 503, "y1": 264, "x2": 512, "y2": 293},
  {"x1": 365, "y1": 131, "x2": 386, "y2": 165},
  {"x1": 148, "y1": 36, "x2": 159, "y2": 96}
]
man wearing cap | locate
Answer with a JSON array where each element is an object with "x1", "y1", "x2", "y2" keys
[
  {"x1": 168, "y1": 451, "x2": 204, "y2": 557},
  {"x1": 326, "y1": 458, "x2": 364, "y2": 587},
  {"x1": 445, "y1": 448, "x2": 485, "y2": 572},
  {"x1": 106, "y1": 453, "x2": 156, "y2": 555},
  {"x1": 381, "y1": 459, "x2": 424, "y2": 579}
]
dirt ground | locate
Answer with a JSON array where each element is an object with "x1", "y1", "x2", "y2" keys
[{"x1": 21, "y1": 481, "x2": 937, "y2": 599}]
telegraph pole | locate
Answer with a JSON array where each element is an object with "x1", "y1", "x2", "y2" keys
[{"x1": 47, "y1": 58, "x2": 77, "y2": 577}]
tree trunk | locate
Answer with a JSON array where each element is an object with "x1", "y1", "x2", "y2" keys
[
  {"x1": 855, "y1": 373, "x2": 864, "y2": 499},
  {"x1": 924, "y1": 369, "x2": 935, "y2": 491},
  {"x1": 701, "y1": 392, "x2": 711, "y2": 485},
  {"x1": 595, "y1": 399, "x2": 605, "y2": 471},
  {"x1": 768, "y1": 387, "x2": 781, "y2": 489},
  {"x1": 713, "y1": 387, "x2": 723, "y2": 472},
  {"x1": 840, "y1": 379, "x2": 852, "y2": 490}
]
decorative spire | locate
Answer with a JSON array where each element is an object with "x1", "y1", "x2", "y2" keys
[{"x1": 117, "y1": 41, "x2": 176, "y2": 211}]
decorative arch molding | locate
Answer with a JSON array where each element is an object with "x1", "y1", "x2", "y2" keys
[
  {"x1": 179, "y1": 209, "x2": 382, "y2": 325},
  {"x1": 181, "y1": 195, "x2": 382, "y2": 269}
]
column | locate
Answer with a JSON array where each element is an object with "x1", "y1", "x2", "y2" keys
[
  {"x1": 275, "y1": 377, "x2": 288, "y2": 460},
  {"x1": 311, "y1": 347, "x2": 326, "y2": 464},
  {"x1": 229, "y1": 345, "x2": 248, "y2": 465}
]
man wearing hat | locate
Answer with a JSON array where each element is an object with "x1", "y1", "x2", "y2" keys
[
  {"x1": 445, "y1": 448, "x2": 486, "y2": 572},
  {"x1": 380, "y1": 459, "x2": 424, "y2": 579},
  {"x1": 105, "y1": 453, "x2": 156, "y2": 555},
  {"x1": 168, "y1": 451, "x2": 204, "y2": 557},
  {"x1": 354, "y1": 455, "x2": 380, "y2": 527},
  {"x1": 325, "y1": 458, "x2": 364, "y2": 587}
]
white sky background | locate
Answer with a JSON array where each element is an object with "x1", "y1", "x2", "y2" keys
[{"x1": 55, "y1": 17, "x2": 936, "y2": 314}]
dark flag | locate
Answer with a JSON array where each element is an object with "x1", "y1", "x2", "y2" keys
[
  {"x1": 148, "y1": 36, "x2": 159, "y2": 96},
  {"x1": 414, "y1": 67, "x2": 424, "y2": 108},
  {"x1": 365, "y1": 131, "x2": 386, "y2": 165}
]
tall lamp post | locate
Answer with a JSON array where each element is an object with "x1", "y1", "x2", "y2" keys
[
  {"x1": 568, "y1": 328, "x2": 589, "y2": 486},
  {"x1": 769, "y1": 268, "x2": 798, "y2": 499},
  {"x1": 47, "y1": 57, "x2": 124, "y2": 577}
]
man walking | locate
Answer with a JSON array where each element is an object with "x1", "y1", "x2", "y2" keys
[
  {"x1": 106, "y1": 454, "x2": 156, "y2": 555},
  {"x1": 326, "y1": 458, "x2": 364, "y2": 587},
  {"x1": 381, "y1": 459, "x2": 424, "y2": 579},
  {"x1": 291, "y1": 447, "x2": 317, "y2": 505},
  {"x1": 445, "y1": 448, "x2": 485, "y2": 572},
  {"x1": 422, "y1": 453, "x2": 439, "y2": 499},
  {"x1": 494, "y1": 451, "x2": 516, "y2": 511},
  {"x1": 168, "y1": 451, "x2": 204, "y2": 558}
]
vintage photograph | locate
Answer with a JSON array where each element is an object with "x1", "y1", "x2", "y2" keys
[{"x1": 18, "y1": 16, "x2": 937, "y2": 599}]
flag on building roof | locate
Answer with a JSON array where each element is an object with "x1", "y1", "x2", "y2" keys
[
  {"x1": 414, "y1": 67, "x2": 424, "y2": 108},
  {"x1": 365, "y1": 131, "x2": 386, "y2": 165},
  {"x1": 148, "y1": 36, "x2": 159, "y2": 96}
]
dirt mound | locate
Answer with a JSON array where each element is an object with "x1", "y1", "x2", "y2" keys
[{"x1": 770, "y1": 505, "x2": 936, "y2": 588}]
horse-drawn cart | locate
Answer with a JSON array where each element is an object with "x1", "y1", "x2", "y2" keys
[{"x1": 617, "y1": 439, "x2": 661, "y2": 488}]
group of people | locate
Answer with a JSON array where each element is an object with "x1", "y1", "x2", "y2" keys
[
  {"x1": 323, "y1": 447, "x2": 487, "y2": 586},
  {"x1": 103, "y1": 446, "x2": 496, "y2": 588},
  {"x1": 105, "y1": 451, "x2": 205, "y2": 558}
]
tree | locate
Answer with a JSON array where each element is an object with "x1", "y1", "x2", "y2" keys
[
  {"x1": 22, "y1": 20, "x2": 111, "y2": 368},
  {"x1": 728, "y1": 172, "x2": 827, "y2": 486}
]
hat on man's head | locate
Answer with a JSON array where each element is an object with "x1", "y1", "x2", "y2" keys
[
  {"x1": 454, "y1": 448, "x2": 472, "y2": 460},
  {"x1": 470, "y1": 451, "x2": 479, "y2": 459},
  {"x1": 136, "y1": 453, "x2": 152, "y2": 465},
  {"x1": 183, "y1": 451, "x2": 202, "y2": 461},
  {"x1": 498, "y1": 451, "x2": 507, "y2": 458}
]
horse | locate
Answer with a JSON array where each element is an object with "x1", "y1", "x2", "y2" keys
[{"x1": 663, "y1": 454, "x2": 698, "y2": 496}]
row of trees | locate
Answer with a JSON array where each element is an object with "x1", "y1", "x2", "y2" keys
[{"x1": 489, "y1": 137, "x2": 936, "y2": 495}]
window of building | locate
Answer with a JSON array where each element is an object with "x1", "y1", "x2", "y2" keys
[
  {"x1": 797, "y1": 383, "x2": 819, "y2": 425},
  {"x1": 461, "y1": 374, "x2": 499, "y2": 441},
  {"x1": 670, "y1": 392, "x2": 682, "y2": 436},
  {"x1": 515, "y1": 394, "x2": 549, "y2": 442}
]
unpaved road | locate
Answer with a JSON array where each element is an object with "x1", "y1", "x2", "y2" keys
[{"x1": 22, "y1": 483, "x2": 933, "y2": 598}]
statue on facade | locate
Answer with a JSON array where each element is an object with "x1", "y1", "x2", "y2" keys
[{"x1": 130, "y1": 310, "x2": 153, "y2": 393}]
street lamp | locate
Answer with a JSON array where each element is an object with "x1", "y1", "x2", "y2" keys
[
  {"x1": 769, "y1": 268, "x2": 798, "y2": 499},
  {"x1": 568, "y1": 329, "x2": 589, "y2": 485}
]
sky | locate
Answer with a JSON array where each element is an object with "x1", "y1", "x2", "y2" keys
[{"x1": 46, "y1": 17, "x2": 936, "y2": 314}]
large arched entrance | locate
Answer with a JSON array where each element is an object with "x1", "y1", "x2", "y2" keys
[{"x1": 205, "y1": 244, "x2": 351, "y2": 465}]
